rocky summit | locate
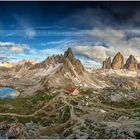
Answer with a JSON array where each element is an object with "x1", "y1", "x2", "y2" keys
[
  {"x1": 62, "y1": 47, "x2": 85, "y2": 75},
  {"x1": 102, "y1": 57, "x2": 111, "y2": 69},
  {"x1": 111, "y1": 52, "x2": 124, "y2": 69},
  {"x1": 102, "y1": 52, "x2": 140, "y2": 71},
  {"x1": 125, "y1": 55, "x2": 138, "y2": 71}
]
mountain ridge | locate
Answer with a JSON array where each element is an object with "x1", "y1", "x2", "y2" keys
[{"x1": 1, "y1": 48, "x2": 140, "y2": 97}]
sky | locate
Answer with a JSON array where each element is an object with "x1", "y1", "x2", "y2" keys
[{"x1": 1, "y1": 2, "x2": 140, "y2": 68}]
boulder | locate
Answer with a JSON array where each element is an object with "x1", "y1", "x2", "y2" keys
[{"x1": 6, "y1": 123, "x2": 24, "y2": 139}]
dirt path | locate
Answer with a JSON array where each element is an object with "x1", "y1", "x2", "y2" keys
[
  {"x1": 88, "y1": 98, "x2": 140, "y2": 113},
  {"x1": 0, "y1": 92, "x2": 138, "y2": 120},
  {"x1": 0, "y1": 92, "x2": 62, "y2": 118},
  {"x1": 0, "y1": 112, "x2": 34, "y2": 117}
]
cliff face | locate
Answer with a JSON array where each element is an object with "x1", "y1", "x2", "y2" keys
[
  {"x1": 102, "y1": 57, "x2": 111, "y2": 69},
  {"x1": 111, "y1": 52, "x2": 124, "y2": 69},
  {"x1": 125, "y1": 55, "x2": 137, "y2": 71},
  {"x1": 102, "y1": 52, "x2": 139, "y2": 71}
]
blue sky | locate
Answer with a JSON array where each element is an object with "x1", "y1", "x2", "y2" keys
[{"x1": 1, "y1": 2, "x2": 140, "y2": 68}]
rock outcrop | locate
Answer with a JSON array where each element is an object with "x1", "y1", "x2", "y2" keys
[
  {"x1": 64, "y1": 47, "x2": 74, "y2": 60},
  {"x1": 111, "y1": 52, "x2": 124, "y2": 69},
  {"x1": 102, "y1": 52, "x2": 139, "y2": 71},
  {"x1": 102, "y1": 57, "x2": 111, "y2": 69},
  {"x1": 137, "y1": 63, "x2": 140, "y2": 70},
  {"x1": 62, "y1": 48, "x2": 85, "y2": 74},
  {"x1": 125, "y1": 55, "x2": 137, "y2": 71}
]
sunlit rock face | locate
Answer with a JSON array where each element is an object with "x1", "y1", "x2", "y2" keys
[
  {"x1": 125, "y1": 55, "x2": 138, "y2": 71},
  {"x1": 111, "y1": 52, "x2": 124, "y2": 69},
  {"x1": 21, "y1": 59, "x2": 36, "y2": 65},
  {"x1": 0, "y1": 62, "x2": 14, "y2": 68}
]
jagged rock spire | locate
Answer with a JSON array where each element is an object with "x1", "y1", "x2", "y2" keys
[
  {"x1": 102, "y1": 57, "x2": 111, "y2": 69},
  {"x1": 125, "y1": 55, "x2": 137, "y2": 71},
  {"x1": 111, "y1": 52, "x2": 124, "y2": 69},
  {"x1": 64, "y1": 48, "x2": 74, "y2": 59},
  {"x1": 63, "y1": 48, "x2": 85, "y2": 75}
]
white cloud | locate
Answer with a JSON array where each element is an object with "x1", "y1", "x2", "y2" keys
[
  {"x1": 75, "y1": 45, "x2": 110, "y2": 61},
  {"x1": 74, "y1": 28, "x2": 140, "y2": 66},
  {"x1": 10, "y1": 46, "x2": 23, "y2": 52},
  {"x1": 80, "y1": 59, "x2": 101, "y2": 68},
  {"x1": 0, "y1": 42, "x2": 14, "y2": 46},
  {"x1": 40, "y1": 48, "x2": 63, "y2": 56},
  {"x1": 0, "y1": 41, "x2": 30, "y2": 53},
  {"x1": 25, "y1": 28, "x2": 36, "y2": 38}
]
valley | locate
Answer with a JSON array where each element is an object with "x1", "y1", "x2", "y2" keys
[{"x1": 0, "y1": 87, "x2": 140, "y2": 138}]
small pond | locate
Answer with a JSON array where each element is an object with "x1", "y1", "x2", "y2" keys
[{"x1": 0, "y1": 87, "x2": 20, "y2": 98}]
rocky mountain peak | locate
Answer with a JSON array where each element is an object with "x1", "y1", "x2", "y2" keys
[
  {"x1": 23, "y1": 62, "x2": 34, "y2": 68},
  {"x1": 117, "y1": 52, "x2": 121, "y2": 55},
  {"x1": 102, "y1": 52, "x2": 139, "y2": 71},
  {"x1": 125, "y1": 55, "x2": 137, "y2": 71},
  {"x1": 62, "y1": 48, "x2": 85, "y2": 75},
  {"x1": 128, "y1": 55, "x2": 137, "y2": 63},
  {"x1": 21, "y1": 59, "x2": 36, "y2": 65},
  {"x1": 102, "y1": 57, "x2": 111, "y2": 69},
  {"x1": 64, "y1": 48, "x2": 74, "y2": 60},
  {"x1": 111, "y1": 52, "x2": 124, "y2": 69}
]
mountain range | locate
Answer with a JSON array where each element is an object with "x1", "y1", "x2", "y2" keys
[
  {"x1": 0, "y1": 48, "x2": 140, "y2": 97},
  {"x1": 0, "y1": 48, "x2": 140, "y2": 139}
]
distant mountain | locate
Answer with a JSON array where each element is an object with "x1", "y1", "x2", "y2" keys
[
  {"x1": 21, "y1": 59, "x2": 36, "y2": 65},
  {"x1": 125, "y1": 55, "x2": 137, "y2": 71},
  {"x1": 111, "y1": 52, "x2": 124, "y2": 69},
  {"x1": 102, "y1": 57, "x2": 111, "y2": 69},
  {"x1": 102, "y1": 52, "x2": 139, "y2": 71},
  {"x1": 0, "y1": 61, "x2": 14, "y2": 68},
  {"x1": 1, "y1": 48, "x2": 140, "y2": 97}
]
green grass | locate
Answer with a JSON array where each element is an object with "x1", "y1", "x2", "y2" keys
[
  {"x1": 133, "y1": 131, "x2": 140, "y2": 138},
  {"x1": 103, "y1": 100, "x2": 140, "y2": 109},
  {"x1": 70, "y1": 99, "x2": 78, "y2": 106},
  {"x1": 80, "y1": 88, "x2": 94, "y2": 95},
  {"x1": 59, "y1": 106, "x2": 71, "y2": 123},
  {"x1": 63, "y1": 128, "x2": 73, "y2": 137},
  {"x1": 0, "y1": 88, "x2": 57, "y2": 115}
]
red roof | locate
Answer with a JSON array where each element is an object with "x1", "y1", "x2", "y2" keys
[{"x1": 64, "y1": 85, "x2": 76, "y2": 93}]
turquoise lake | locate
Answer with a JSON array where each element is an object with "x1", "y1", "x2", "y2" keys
[{"x1": 0, "y1": 87, "x2": 19, "y2": 98}]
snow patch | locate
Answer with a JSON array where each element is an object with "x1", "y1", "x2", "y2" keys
[{"x1": 35, "y1": 63, "x2": 63, "y2": 76}]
